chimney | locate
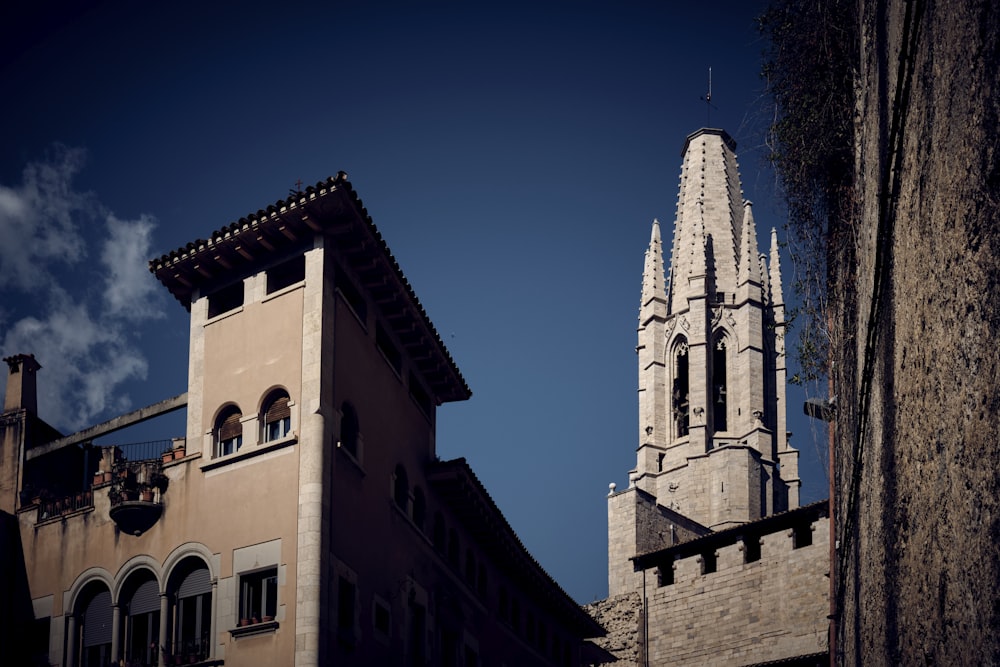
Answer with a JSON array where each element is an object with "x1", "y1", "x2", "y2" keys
[{"x1": 3, "y1": 354, "x2": 41, "y2": 415}]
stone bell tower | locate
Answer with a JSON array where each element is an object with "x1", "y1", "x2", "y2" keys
[{"x1": 633, "y1": 128, "x2": 799, "y2": 530}]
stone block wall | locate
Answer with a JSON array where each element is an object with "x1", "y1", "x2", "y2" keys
[
  {"x1": 644, "y1": 515, "x2": 829, "y2": 666},
  {"x1": 583, "y1": 592, "x2": 643, "y2": 667}
]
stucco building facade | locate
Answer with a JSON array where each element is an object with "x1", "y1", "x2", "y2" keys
[
  {"x1": 1, "y1": 174, "x2": 607, "y2": 666},
  {"x1": 591, "y1": 129, "x2": 830, "y2": 666}
]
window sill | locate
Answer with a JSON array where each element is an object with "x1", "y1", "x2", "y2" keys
[
  {"x1": 230, "y1": 619, "x2": 279, "y2": 638},
  {"x1": 205, "y1": 305, "x2": 244, "y2": 326},
  {"x1": 201, "y1": 434, "x2": 297, "y2": 472},
  {"x1": 336, "y1": 442, "x2": 365, "y2": 476},
  {"x1": 262, "y1": 281, "x2": 304, "y2": 304}
]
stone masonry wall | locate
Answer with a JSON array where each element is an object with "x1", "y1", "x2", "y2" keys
[
  {"x1": 608, "y1": 488, "x2": 710, "y2": 597},
  {"x1": 583, "y1": 592, "x2": 643, "y2": 667},
  {"x1": 645, "y1": 516, "x2": 829, "y2": 666}
]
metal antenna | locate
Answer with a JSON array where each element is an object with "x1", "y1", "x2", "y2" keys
[{"x1": 699, "y1": 67, "x2": 718, "y2": 126}]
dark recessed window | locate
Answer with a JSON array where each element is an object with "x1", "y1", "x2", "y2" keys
[
  {"x1": 340, "y1": 402, "x2": 359, "y2": 458},
  {"x1": 744, "y1": 537, "x2": 761, "y2": 562},
  {"x1": 412, "y1": 487, "x2": 426, "y2": 531},
  {"x1": 701, "y1": 551, "x2": 717, "y2": 575},
  {"x1": 336, "y1": 267, "x2": 367, "y2": 324},
  {"x1": 793, "y1": 524, "x2": 813, "y2": 549},
  {"x1": 393, "y1": 464, "x2": 409, "y2": 511},
  {"x1": 657, "y1": 564, "x2": 674, "y2": 587},
  {"x1": 373, "y1": 600, "x2": 390, "y2": 637},
  {"x1": 376, "y1": 323, "x2": 401, "y2": 374},
  {"x1": 409, "y1": 373, "x2": 433, "y2": 416},
  {"x1": 207, "y1": 282, "x2": 244, "y2": 318},
  {"x1": 267, "y1": 255, "x2": 305, "y2": 294}
]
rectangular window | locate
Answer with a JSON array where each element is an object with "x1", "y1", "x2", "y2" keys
[
  {"x1": 336, "y1": 267, "x2": 367, "y2": 324},
  {"x1": 376, "y1": 322, "x2": 402, "y2": 374},
  {"x1": 409, "y1": 373, "x2": 433, "y2": 416},
  {"x1": 793, "y1": 524, "x2": 813, "y2": 549},
  {"x1": 701, "y1": 551, "x2": 717, "y2": 575},
  {"x1": 657, "y1": 564, "x2": 674, "y2": 586},
  {"x1": 744, "y1": 537, "x2": 761, "y2": 562},
  {"x1": 207, "y1": 282, "x2": 244, "y2": 318},
  {"x1": 373, "y1": 599, "x2": 391, "y2": 638},
  {"x1": 337, "y1": 576, "x2": 355, "y2": 631},
  {"x1": 240, "y1": 568, "x2": 278, "y2": 623},
  {"x1": 408, "y1": 601, "x2": 426, "y2": 666},
  {"x1": 267, "y1": 255, "x2": 305, "y2": 294},
  {"x1": 266, "y1": 417, "x2": 290, "y2": 441}
]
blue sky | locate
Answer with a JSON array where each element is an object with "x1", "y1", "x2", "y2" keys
[{"x1": 0, "y1": 1, "x2": 828, "y2": 603}]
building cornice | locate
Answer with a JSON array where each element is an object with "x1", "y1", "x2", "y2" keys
[{"x1": 148, "y1": 173, "x2": 470, "y2": 404}]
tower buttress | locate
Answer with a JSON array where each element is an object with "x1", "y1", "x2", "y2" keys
[{"x1": 636, "y1": 220, "x2": 669, "y2": 488}]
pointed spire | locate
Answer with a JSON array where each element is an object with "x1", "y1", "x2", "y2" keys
[
  {"x1": 667, "y1": 129, "x2": 745, "y2": 313},
  {"x1": 640, "y1": 219, "x2": 666, "y2": 314},
  {"x1": 738, "y1": 201, "x2": 760, "y2": 286},
  {"x1": 759, "y1": 252, "x2": 771, "y2": 304},
  {"x1": 690, "y1": 202, "x2": 707, "y2": 278},
  {"x1": 769, "y1": 228, "x2": 784, "y2": 306}
]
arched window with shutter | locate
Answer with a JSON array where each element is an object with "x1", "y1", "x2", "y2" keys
[
  {"x1": 77, "y1": 581, "x2": 112, "y2": 667},
  {"x1": 120, "y1": 569, "x2": 161, "y2": 666},
  {"x1": 167, "y1": 557, "x2": 213, "y2": 662},
  {"x1": 215, "y1": 405, "x2": 243, "y2": 458},
  {"x1": 262, "y1": 391, "x2": 291, "y2": 442}
]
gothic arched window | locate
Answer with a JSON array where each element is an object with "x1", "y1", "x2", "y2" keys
[
  {"x1": 672, "y1": 339, "x2": 690, "y2": 438},
  {"x1": 713, "y1": 335, "x2": 728, "y2": 432}
]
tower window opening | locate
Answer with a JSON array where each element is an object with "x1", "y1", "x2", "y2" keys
[
  {"x1": 713, "y1": 338, "x2": 728, "y2": 432},
  {"x1": 744, "y1": 537, "x2": 761, "y2": 563},
  {"x1": 673, "y1": 343, "x2": 690, "y2": 438},
  {"x1": 657, "y1": 564, "x2": 674, "y2": 587},
  {"x1": 793, "y1": 523, "x2": 813, "y2": 549},
  {"x1": 700, "y1": 551, "x2": 717, "y2": 575}
]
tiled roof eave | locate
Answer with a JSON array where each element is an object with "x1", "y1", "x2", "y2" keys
[
  {"x1": 427, "y1": 458, "x2": 606, "y2": 638},
  {"x1": 148, "y1": 173, "x2": 470, "y2": 403}
]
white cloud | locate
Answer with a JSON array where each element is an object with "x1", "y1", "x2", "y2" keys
[
  {"x1": 2, "y1": 288, "x2": 149, "y2": 430},
  {"x1": 102, "y1": 213, "x2": 165, "y2": 320},
  {"x1": 0, "y1": 145, "x2": 93, "y2": 292},
  {"x1": 0, "y1": 148, "x2": 161, "y2": 432}
]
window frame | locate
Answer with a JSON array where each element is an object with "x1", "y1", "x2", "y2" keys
[
  {"x1": 261, "y1": 391, "x2": 292, "y2": 443},
  {"x1": 214, "y1": 406, "x2": 243, "y2": 458},
  {"x1": 239, "y1": 567, "x2": 278, "y2": 624}
]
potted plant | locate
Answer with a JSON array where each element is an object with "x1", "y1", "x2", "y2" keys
[
  {"x1": 172, "y1": 442, "x2": 187, "y2": 460},
  {"x1": 140, "y1": 487, "x2": 155, "y2": 502},
  {"x1": 162, "y1": 449, "x2": 174, "y2": 464}
]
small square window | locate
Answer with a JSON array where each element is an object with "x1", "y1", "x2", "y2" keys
[
  {"x1": 700, "y1": 552, "x2": 717, "y2": 575},
  {"x1": 208, "y1": 282, "x2": 244, "y2": 318},
  {"x1": 267, "y1": 256, "x2": 305, "y2": 294},
  {"x1": 240, "y1": 568, "x2": 277, "y2": 623}
]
